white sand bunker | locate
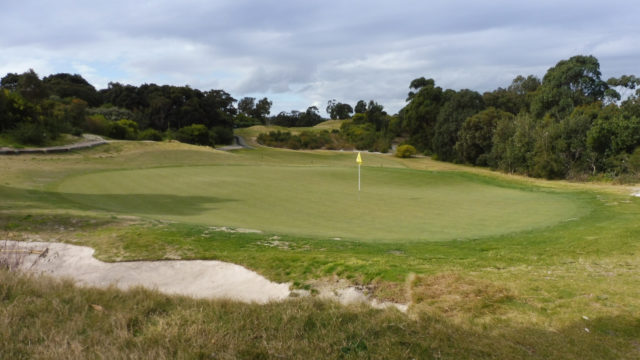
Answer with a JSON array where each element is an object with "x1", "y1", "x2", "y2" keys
[{"x1": 5, "y1": 241, "x2": 290, "y2": 304}]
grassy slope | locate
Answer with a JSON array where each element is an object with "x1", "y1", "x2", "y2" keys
[
  {"x1": 234, "y1": 120, "x2": 343, "y2": 146},
  {"x1": 1, "y1": 141, "x2": 640, "y2": 359}
]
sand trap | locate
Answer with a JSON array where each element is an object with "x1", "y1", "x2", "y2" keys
[
  {"x1": 3, "y1": 240, "x2": 408, "y2": 311},
  {"x1": 4, "y1": 241, "x2": 290, "y2": 304}
]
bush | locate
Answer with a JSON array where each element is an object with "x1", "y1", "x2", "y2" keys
[
  {"x1": 210, "y1": 126, "x2": 233, "y2": 145},
  {"x1": 395, "y1": 144, "x2": 417, "y2": 158},
  {"x1": 10, "y1": 122, "x2": 47, "y2": 146},
  {"x1": 84, "y1": 114, "x2": 110, "y2": 135},
  {"x1": 138, "y1": 128, "x2": 163, "y2": 141},
  {"x1": 108, "y1": 119, "x2": 138, "y2": 140},
  {"x1": 175, "y1": 124, "x2": 213, "y2": 146}
]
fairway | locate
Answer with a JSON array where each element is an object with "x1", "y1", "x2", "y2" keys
[{"x1": 55, "y1": 163, "x2": 586, "y2": 241}]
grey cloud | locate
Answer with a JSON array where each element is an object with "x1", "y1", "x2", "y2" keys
[{"x1": 1, "y1": 0, "x2": 639, "y2": 115}]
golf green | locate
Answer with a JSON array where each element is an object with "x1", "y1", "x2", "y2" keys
[{"x1": 55, "y1": 165, "x2": 588, "y2": 242}]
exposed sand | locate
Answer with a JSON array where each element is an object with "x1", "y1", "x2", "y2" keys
[
  {"x1": 3, "y1": 240, "x2": 408, "y2": 311},
  {"x1": 5, "y1": 241, "x2": 290, "y2": 304}
]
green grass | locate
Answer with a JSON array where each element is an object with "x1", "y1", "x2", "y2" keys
[
  {"x1": 1, "y1": 140, "x2": 640, "y2": 359},
  {"x1": 54, "y1": 164, "x2": 587, "y2": 241}
]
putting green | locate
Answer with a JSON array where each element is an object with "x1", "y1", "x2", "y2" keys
[{"x1": 56, "y1": 165, "x2": 588, "y2": 242}]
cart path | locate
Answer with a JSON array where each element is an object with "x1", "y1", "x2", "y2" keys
[{"x1": 0, "y1": 134, "x2": 108, "y2": 155}]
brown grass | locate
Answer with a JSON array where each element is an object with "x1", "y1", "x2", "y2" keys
[
  {"x1": 2, "y1": 270, "x2": 639, "y2": 359},
  {"x1": 409, "y1": 273, "x2": 516, "y2": 318}
]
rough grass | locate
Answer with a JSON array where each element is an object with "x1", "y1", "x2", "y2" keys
[
  {"x1": 2, "y1": 270, "x2": 639, "y2": 360},
  {"x1": 1, "y1": 141, "x2": 640, "y2": 359}
]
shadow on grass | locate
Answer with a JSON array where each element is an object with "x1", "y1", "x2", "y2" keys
[{"x1": 0, "y1": 185, "x2": 235, "y2": 217}]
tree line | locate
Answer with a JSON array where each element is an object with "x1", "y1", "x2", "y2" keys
[
  {"x1": 265, "y1": 55, "x2": 640, "y2": 181},
  {"x1": 398, "y1": 55, "x2": 640, "y2": 180},
  {"x1": 3, "y1": 55, "x2": 640, "y2": 181}
]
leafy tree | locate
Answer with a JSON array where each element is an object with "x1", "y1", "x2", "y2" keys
[
  {"x1": 483, "y1": 75, "x2": 540, "y2": 115},
  {"x1": 43, "y1": 73, "x2": 101, "y2": 106},
  {"x1": 16, "y1": 69, "x2": 48, "y2": 102},
  {"x1": 490, "y1": 113, "x2": 537, "y2": 174},
  {"x1": 365, "y1": 100, "x2": 387, "y2": 131},
  {"x1": 530, "y1": 118, "x2": 565, "y2": 179},
  {"x1": 432, "y1": 89, "x2": 485, "y2": 161},
  {"x1": 555, "y1": 103, "x2": 602, "y2": 174},
  {"x1": 354, "y1": 100, "x2": 367, "y2": 114},
  {"x1": 254, "y1": 97, "x2": 272, "y2": 124},
  {"x1": 456, "y1": 107, "x2": 513, "y2": 165},
  {"x1": 0, "y1": 90, "x2": 36, "y2": 132},
  {"x1": 400, "y1": 78, "x2": 444, "y2": 152},
  {"x1": 238, "y1": 97, "x2": 271, "y2": 124},
  {"x1": 0, "y1": 73, "x2": 20, "y2": 92},
  {"x1": 607, "y1": 75, "x2": 640, "y2": 100},
  {"x1": 326, "y1": 99, "x2": 353, "y2": 119},
  {"x1": 406, "y1": 77, "x2": 433, "y2": 101},
  {"x1": 531, "y1": 55, "x2": 613, "y2": 119},
  {"x1": 237, "y1": 97, "x2": 256, "y2": 115}
]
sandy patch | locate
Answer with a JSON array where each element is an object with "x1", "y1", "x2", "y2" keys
[
  {"x1": 307, "y1": 279, "x2": 408, "y2": 312},
  {"x1": 4, "y1": 240, "x2": 290, "y2": 304},
  {"x1": 207, "y1": 226, "x2": 262, "y2": 234},
  {"x1": 3, "y1": 240, "x2": 408, "y2": 311}
]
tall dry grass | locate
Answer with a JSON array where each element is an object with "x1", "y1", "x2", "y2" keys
[{"x1": 2, "y1": 270, "x2": 638, "y2": 359}]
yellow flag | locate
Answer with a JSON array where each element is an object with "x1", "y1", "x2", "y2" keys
[{"x1": 356, "y1": 152, "x2": 362, "y2": 164}]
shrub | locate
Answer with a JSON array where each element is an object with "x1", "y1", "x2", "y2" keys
[
  {"x1": 84, "y1": 114, "x2": 110, "y2": 135},
  {"x1": 108, "y1": 119, "x2": 138, "y2": 140},
  {"x1": 10, "y1": 122, "x2": 47, "y2": 145},
  {"x1": 395, "y1": 144, "x2": 417, "y2": 158},
  {"x1": 210, "y1": 126, "x2": 233, "y2": 145},
  {"x1": 138, "y1": 128, "x2": 163, "y2": 141},
  {"x1": 175, "y1": 124, "x2": 213, "y2": 146}
]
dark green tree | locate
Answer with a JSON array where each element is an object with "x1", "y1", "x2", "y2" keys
[
  {"x1": 490, "y1": 113, "x2": 537, "y2": 174},
  {"x1": 17, "y1": 69, "x2": 48, "y2": 102},
  {"x1": 400, "y1": 78, "x2": 444, "y2": 152},
  {"x1": 531, "y1": 55, "x2": 613, "y2": 119},
  {"x1": 455, "y1": 107, "x2": 513, "y2": 165},
  {"x1": 326, "y1": 99, "x2": 353, "y2": 119},
  {"x1": 43, "y1": 73, "x2": 101, "y2": 106},
  {"x1": 432, "y1": 89, "x2": 485, "y2": 161},
  {"x1": 237, "y1": 97, "x2": 256, "y2": 115}
]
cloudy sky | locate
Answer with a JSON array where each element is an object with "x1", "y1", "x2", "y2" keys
[{"x1": 1, "y1": 0, "x2": 638, "y2": 115}]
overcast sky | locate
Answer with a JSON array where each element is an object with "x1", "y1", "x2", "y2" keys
[{"x1": 1, "y1": 0, "x2": 639, "y2": 115}]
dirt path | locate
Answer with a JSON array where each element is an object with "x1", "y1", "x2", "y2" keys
[
  {"x1": 0, "y1": 134, "x2": 108, "y2": 155},
  {"x1": 217, "y1": 135, "x2": 253, "y2": 151}
]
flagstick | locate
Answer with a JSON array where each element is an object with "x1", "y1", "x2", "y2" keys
[{"x1": 356, "y1": 152, "x2": 362, "y2": 200}]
